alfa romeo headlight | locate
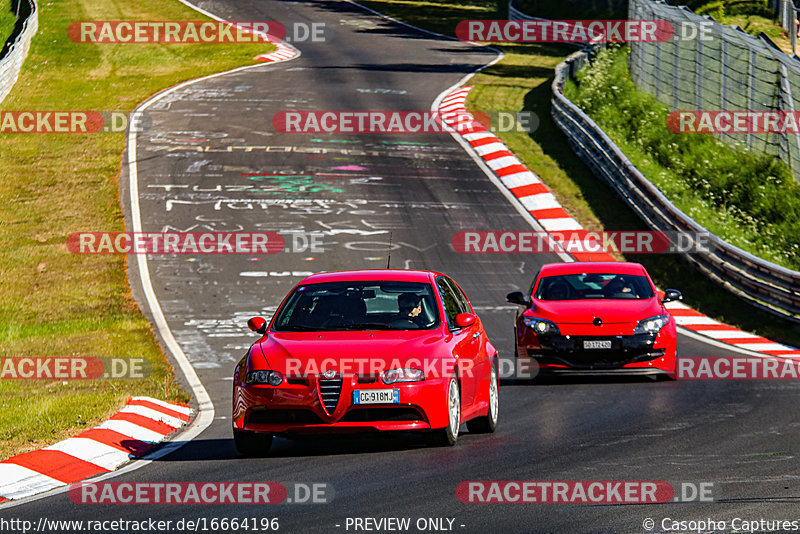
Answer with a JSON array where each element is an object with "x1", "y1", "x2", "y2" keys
[
  {"x1": 245, "y1": 370, "x2": 284, "y2": 386},
  {"x1": 382, "y1": 368, "x2": 425, "y2": 384}
]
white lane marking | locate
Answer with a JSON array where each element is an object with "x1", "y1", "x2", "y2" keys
[
  {"x1": 95, "y1": 420, "x2": 165, "y2": 443},
  {"x1": 440, "y1": 102, "x2": 465, "y2": 112},
  {"x1": 0, "y1": 464, "x2": 65, "y2": 501},
  {"x1": 732, "y1": 343, "x2": 793, "y2": 351},
  {"x1": 519, "y1": 193, "x2": 560, "y2": 212},
  {"x1": 131, "y1": 396, "x2": 192, "y2": 416},
  {"x1": 678, "y1": 327, "x2": 797, "y2": 358},
  {"x1": 464, "y1": 131, "x2": 496, "y2": 142},
  {"x1": 539, "y1": 218, "x2": 584, "y2": 231},
  {"x1": 694, "y1": 329, "x2": 760, "y2": 340},
  {"x1": 500, "y1": 171, "x2": 540, "y2": 188},
  {"x1": 674, "y1": 316, "x2": 722, "y2": 326},
  {"x1": 486, "y1": 156, "x2": 521, "y2": 170},
  {"x1": 663, "y1": 301, "x2": 691, "y2": 309},
  {"x1": 44, "y1": 438, "x2": 130, "y2": 471},
  {"x1": 474, "y1": 142, "x2": 508, "y2": 156},
  {"x1": 118, "y1": 405, "x2": 185, "y2": 429}
]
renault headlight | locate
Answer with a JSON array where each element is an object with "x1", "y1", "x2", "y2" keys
[
  {"x1": 523, "y1": 316, "x2": 560, "y2": 336},
  {"x1": 634, "y1": 315, "x2": 669, "y2": 335}
]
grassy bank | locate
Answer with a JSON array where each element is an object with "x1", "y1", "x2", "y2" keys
[
  {"x1": 0, "y1": 0, "x2": 274, "y2": 460},
  {"x1": 0, "y1": 0, "x2": 15, "y2": 48},
  {"x1": 518, "y1": 0, "x2": 792, "y2": 53},
  {"x1": 687, "y1": 0, "x2": 791, "y2": 51},
  {"x1": 356, "y1": 0, "x2": 800, "y2": 348}
]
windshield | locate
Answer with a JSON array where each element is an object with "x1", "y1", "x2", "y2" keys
[
  {"x1": 271, "y1": 281, "x2": 440, "y2": 332},
  {"x1": 534, "y1": 273, "x2": 655, "y2": 301}
]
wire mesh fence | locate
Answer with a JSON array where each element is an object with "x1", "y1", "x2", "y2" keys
[
  {"x1": 629, "y1": 0, "x2": 800, "y2": 182},
  {"x1": 768, "y1": 0, "x2": 798, "y2": 53}
]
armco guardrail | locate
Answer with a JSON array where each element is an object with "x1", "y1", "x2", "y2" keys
[
  {"x1": 551, "y1": 48, "x2": 800, "y2": 323},
  {"x1": 0, "y1": 0, "x2": 38, "y2": 105}
]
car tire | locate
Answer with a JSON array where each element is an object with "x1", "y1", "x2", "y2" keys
[
  {"x1": 233, "y1": 429, "x2": 273, "y2": 457},
  {"x1": 467, "y1": 360, "x2": 498, "y2": 434},
  {"x1": 430, "y1": 378, "x2": 460, "y2": 447}
]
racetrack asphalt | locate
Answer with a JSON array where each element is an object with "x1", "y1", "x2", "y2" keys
[{"x1": 6, "y1": 1, "x2": 800, "y2": 532}]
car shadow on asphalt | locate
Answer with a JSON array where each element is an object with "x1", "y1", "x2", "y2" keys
[
  {"x1": 500, "y1": 375, "x2": 674, "y2": 387},
  {"x1": 147, "y1": 433, "x2": 442, "y2": 462}
]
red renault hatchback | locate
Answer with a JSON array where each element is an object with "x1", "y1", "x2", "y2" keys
[
  {"x1": 232, "y1": 269, "x2": 499, "y2": 455},
  {"x1": 507, "y1": 262, "x2": 681, "y2": 378}
]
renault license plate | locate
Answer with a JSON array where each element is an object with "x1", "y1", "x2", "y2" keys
[{"x1": 584, "y1": 340, "x2": 612, "y2": 349}]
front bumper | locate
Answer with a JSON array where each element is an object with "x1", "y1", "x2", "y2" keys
[
  {"x1": 519, "y1": 332, "x2": 673, "y2": 372},
  {"x1": 233, "y1": 374, "x2": 450, "y2": 435}
]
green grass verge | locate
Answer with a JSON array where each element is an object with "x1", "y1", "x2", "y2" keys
[
  {"x1": 565, "y1": 45, "x2": 800, "y2": 271},
  {"x1": 0, "y1": 0, "x2": 15, "y2": 49},
  {"x1": 356, "y1": 0, "x2": 800, "y2": 348},
  {"x1": 0, "y1": 0, "x2": 275, "y2": 461}
]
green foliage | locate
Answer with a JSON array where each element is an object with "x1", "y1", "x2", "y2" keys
[
  {"x1": 565, "y1": 45, "x2": 800, "y2": 269},
  {"x1": 518, "y1": 0, "x2": 627, "y2": 19},
  {"x1": 0, "y1": 0, "x2": 16, "y2": 51}
]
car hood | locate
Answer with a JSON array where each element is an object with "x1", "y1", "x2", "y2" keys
[
  {"x1": 251, "y1": 331, "x2": 445, "y2": 375},
  {"x1": 529, "y1": 298, "x2": 663, "y2": 324}
]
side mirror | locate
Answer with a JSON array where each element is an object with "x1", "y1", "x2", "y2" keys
[
  {"x1": 661, "y1": 289, "x2": 683, "y2": 304},
  {"x1": 455, "y1": 312, "x2": 477, "y2": 328},
  {"x1": 247, "y1": 317, "x2": 267, "y2": 335},
  {"x1": 506, "y1": 291, "x2": 529, "y2": 306}
]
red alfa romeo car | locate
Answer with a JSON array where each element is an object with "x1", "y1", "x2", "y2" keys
[
  {"x1": 507, "y1": 262, "x2": 681, "y2": 378},
  {"x1": 232, "y1": 269, "x2": 499, "y2": 455}
]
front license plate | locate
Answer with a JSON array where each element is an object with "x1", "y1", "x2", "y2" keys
[
  {"x1": 583, "y1": 340, "x2": 612, "y2": 349},
  {"x1": 353, "y1": 389, "x2": 399, "y2": 405}
]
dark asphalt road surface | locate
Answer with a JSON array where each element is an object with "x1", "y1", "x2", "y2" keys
[{"x1": 7, "y1": 1, "x2": 800, "y2": 533}]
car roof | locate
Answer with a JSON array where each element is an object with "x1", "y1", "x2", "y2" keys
[
  {"x1": 538, "y1": 262, "x2": 648, "y2": 276},
  {"x1": 298, "y1": 269, "x2": 439, "y2": 284}
]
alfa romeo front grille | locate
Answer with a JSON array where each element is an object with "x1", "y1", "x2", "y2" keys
[{"x1": 318, "y1": 376, "x2": 342, "y2": 413}]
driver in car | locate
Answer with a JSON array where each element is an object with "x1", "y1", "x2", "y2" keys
[
  {"x1": 396, "y1": 292, "x2": 426, "y2": 328},
  {"x1": 603, "y1": 275, "x2": 633, "y2": 298}
]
